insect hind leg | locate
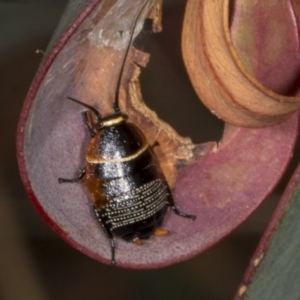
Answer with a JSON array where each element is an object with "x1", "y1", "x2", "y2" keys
[
  {"x1": 170, "y1": 205, "x2": 196, "y2": 221},
  {"x1": 58, "y1": 167, "x2": 86, "y2": 183},
  {"x1": 167, "y1": 190, "x2": 196, "y2": 221},
  {"x1": 93, "y1": 206, "x2": 116, "y2": 266}
]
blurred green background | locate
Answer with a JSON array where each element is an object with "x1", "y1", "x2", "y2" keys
[{"x1": 0, "y1": 0, "x2": 292, "y2": 299}]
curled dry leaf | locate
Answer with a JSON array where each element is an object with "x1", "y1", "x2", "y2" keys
[
  {"x1": 17, "y1": 0, "x2": 299, "y2": 268},
  {"x1": 182, "y1": 0, "x2": 300, "y2": 127}
]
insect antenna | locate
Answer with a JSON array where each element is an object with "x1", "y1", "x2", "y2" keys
[
  {"x1": 67, "y1": 97, "x2": 102, "y2": 121},
  {"x1": 113, "y1": 3, "x2": 147, "y2": 113}
]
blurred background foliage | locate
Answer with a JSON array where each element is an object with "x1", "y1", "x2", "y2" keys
[{"x1": 0, "y1": 0, "x2": 295, "y2": 299}]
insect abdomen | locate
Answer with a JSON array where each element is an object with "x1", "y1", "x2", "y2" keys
[
  {"x1": 91, "y1": 147, "x2": 170, "y2": 241},
  {"x1": 101, "y1": 178, "x2": 169, "y2": 230}
]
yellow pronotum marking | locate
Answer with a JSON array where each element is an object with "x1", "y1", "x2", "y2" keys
[
  {"x1": 86, "y1": 143, "x2": 149, "y2": 164},
  {"x1": 102, "y1": 116, "x2": 124, "y2": 127}
]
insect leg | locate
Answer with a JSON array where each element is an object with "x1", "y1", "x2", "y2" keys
[
  {"x1": 93, "y1": 206, "x2": 116, "y2": 266},
  {"x1": 167, "y1": 190, "x2": 196, "y2": 221},
  {"x1": 83, "y1": 111, "x2": 96, "y2": 138},
  {"x1": 58, "y1": 168, "x2": 86, "y2": 183},
  {"x1": 151, "y1": 141, "x2": 159, "y2": 149}
]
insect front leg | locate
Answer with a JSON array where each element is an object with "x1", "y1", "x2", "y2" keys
[
  {"x1": 58, "y1": 167, "x2": 86, "y2": 183},
  {"x1": 83, "y1": 111, "x2": 96, "y2": 138},
  {"x1": 93, "y1": 206, "x2": 116, "y2": 266}
]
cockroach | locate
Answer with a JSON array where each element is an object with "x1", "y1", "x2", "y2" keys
[{"x1": 58, "y1": 4, "x2": 196, "y2": 266}]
